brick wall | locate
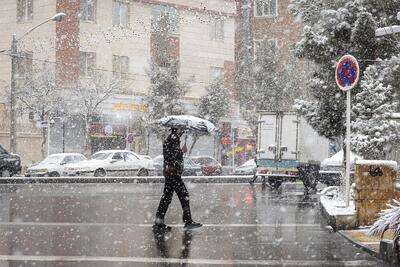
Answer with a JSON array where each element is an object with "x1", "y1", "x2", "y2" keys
[
  {"x1": 56, "y1": 0, "x2": 80, "y2": 84},
  {"x1": 224, "y1": 60, "x2": 236, "y2": 100}
]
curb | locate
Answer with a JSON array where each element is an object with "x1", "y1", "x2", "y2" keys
[
  {"x1": 338, "y1": 231, "x2": 380, "y2": 258},
  {"x1": 0, "y1": 175, "x2": 255, "y2": 184}
]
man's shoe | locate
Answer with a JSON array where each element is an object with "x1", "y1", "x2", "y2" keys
[
  {"x1": 184, "y1": 222, "x2": 202, "y2": 230},
  {"x1": 152, "y1": 223, "x2": 172, "y2": 232}
]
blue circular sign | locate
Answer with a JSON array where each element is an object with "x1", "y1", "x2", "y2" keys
[{"x1": 104, "y1": 125, "x2": 113, "y2": 135}]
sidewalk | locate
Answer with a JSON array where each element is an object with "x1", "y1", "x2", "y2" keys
[
  {"x1": 339, "y1": 228, "x2": 398, "y2": 264},
  {"x1": 339, "y1": 229, "x2": 382, "y2": 257}
]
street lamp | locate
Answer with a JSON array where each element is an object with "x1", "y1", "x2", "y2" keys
[
  {"x1": 9, "y1": 12, "x2": 66, "y2": 153},
  {"x1": 375, "y1": 12, "x2": 400, "y2": 37},
  {"x1": 375, "y1": 25, "x2": 400, "y2": 37}
]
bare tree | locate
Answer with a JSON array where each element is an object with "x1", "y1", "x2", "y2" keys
[
  {"x1": 14, "y1": 63, "x2": 60, "y2": 158},
  {"x1": 63, "y1": 71, "x2": 120, "y2": 155}
]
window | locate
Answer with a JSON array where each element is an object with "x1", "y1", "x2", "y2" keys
[
  {"x1": 124, "y1": 152, "x2": 139, "y2": 162},
  {"x1": 254, "y1": 39, "x2": 277, "y2": 55},
  {"x1": 113, "y1": 1, "x2": 129, "y2": 27},
  {"x1": 17, "y1": 0, "x2": 33, "y2": 22},
  {"x1": 80, "y1": 51, "x2": 96, "y2": 77},
  {"x1": 16, "y1": 52, "x2": 33, "y2": 79},
  {"x1": 62, "y1": 156, "x2": 74, "y2": 164},
  {"x1": 112, "y1": 152, "x2": 124, "y2": 160},
  {"x1": 151, "y1": 5, "x2": 179, "y2": 34},
  {"x1": 112, "y1": 55, "x2": 129, "y2": 81},
  {"x1": 80, "y1": 0, "x2": 96, "y2": 22},
  {"x1": 255, "y1": 0, "x2": 277, "y2": 17},
  {"x1": 210, "y1": 66, "x2": 224, "y2": 80},
  {"x1": 210, "y1": 18, "x2": 224, "y2": 41}
]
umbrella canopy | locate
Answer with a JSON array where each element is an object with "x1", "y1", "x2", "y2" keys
[{"x1": 157, "y1": 115, "x2": 216, "y2": 134}]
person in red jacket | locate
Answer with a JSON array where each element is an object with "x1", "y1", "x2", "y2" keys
[{"x1": 153, "y1": 127, "x2": 202, "y2": 231}]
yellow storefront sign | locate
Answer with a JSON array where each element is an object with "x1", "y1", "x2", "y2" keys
[
  {"x1": 112, "y1": 102, "x2": 148, "y2": 113},
  {"x1": 228, "y1": 146, "x2": 244, "y2": 155}
]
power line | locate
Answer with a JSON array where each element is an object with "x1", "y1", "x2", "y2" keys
[{"x1": 0, "y1": 50, "x2": 217, "y2": 86}]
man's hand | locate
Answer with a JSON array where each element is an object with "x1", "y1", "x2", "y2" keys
[{"x1": 182, "y1": 143, "x2": 188, "y2": 154}]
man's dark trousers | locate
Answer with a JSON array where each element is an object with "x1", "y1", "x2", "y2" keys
[{"x1": 155, "y1": 174, "x2": 192, "y2": 224}]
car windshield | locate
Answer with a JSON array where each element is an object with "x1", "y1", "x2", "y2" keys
[
  {"x1": 184, "y1": 157, "x2": 195, "y2": 165},
  {"x1": 92, "y1": 152, "x2": 111, "y2": 160},
  {"x1": 241, "y1": 159, "x2": 255, "y2": 167},
  {"x1": 41, "y1": 155, "x2": 64, "y2": 164},
  {"x1": 192, "y1": 158, "x2": 210, "y2": 165}
]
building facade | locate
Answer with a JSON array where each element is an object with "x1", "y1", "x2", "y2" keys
[
  {"x1": 227, "y1": 0, "x2": 304, "y2": 165},
  {"x1": 0, "y1": 0, "x2": 238, "y2": 165}
]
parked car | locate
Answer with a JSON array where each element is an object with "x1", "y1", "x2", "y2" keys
[
  {"x1": 0, "y1": 144, "x2": 21, "y2": 177},
  {"x1": 190, "y1": 156, "x2": 222, "y2": 176},
  {"x1": 25, "y1": 153, "x2": 86, "y2": 177},
  {"x1": 318, "y1": 150, "x2": 362, "y2": 186},
  {"x1": 64, "y1": 150, "x2": 154, "y2": 177},
  {"x1": 234, "y1": 159, "x2": 257, "y2": 175},
  {"x1": 153, "y1": 155, "x2": 203, "y2": 176}
]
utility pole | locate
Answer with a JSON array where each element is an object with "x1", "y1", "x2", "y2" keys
[
  {"x1": 62, "y1": 120, "x2": 65, "y2": 153},
  {"x1": 9, "y1": 34, "x2": 18, "y2": 153}
]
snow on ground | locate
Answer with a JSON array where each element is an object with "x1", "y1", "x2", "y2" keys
[{"x1": 319, "y1": 186, "x2": 356, "y2": 216}]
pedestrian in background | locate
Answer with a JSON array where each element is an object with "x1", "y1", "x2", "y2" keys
[{"x1": 153, "y1": 127, "x2": 202, "y2": 231}]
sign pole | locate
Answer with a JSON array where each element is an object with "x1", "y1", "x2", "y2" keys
[
  {"x1": 345, "y1": 90, "x2": 351, "y2": 207},
  {"x1": 47, "y1": 123, "x2": 51, "y2": 157},
  {"x1": 335, "y1": 54, "x2": 359, "y2": 208}
]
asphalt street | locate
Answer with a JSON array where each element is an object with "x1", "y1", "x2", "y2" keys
[{"x1": 0, "y1": 182, "x2": 391, "y2": 266}]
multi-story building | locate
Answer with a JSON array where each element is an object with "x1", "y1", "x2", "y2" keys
[
  {"x1": 236, "y1": 0, "x2": 302, "y2": 62},
  {"x1": 0, "y1": 0, "x2": 237, "y2": 164}
]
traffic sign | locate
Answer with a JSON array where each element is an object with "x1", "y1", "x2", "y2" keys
[
  {"x1": 36, "y1": 121, "x2": 49, "y2": 128},
  {"x1": 104, "y1": 125, "x2": 113, "y2": 135},
  {"x1": 335, "y1": 55, "x2": 359, "y2": 91}
]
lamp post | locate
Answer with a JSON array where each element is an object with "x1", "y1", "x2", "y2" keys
[
  {"x1": 375, "y1": 12, "x2": 400, "y2": 37},
  {"x1": 9, "y1": 12, "x2": 66, "y2": 153}
]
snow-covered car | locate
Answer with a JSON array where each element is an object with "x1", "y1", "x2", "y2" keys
[
  {"x1": 25, "y1": 153, "x2": 86, "y2": 177},
  {"x1": 153, "y1": 155, "x2": 202, "y2": 176},
  {"x1": 233, "y1": 159, "x2": 256, "y2": 175},
  {"x1": 63, "y1": 150, "x2": 154, "y2": 177},
  {"x1": 319, "y1": 150, "x2": 362, "y2": 186}
]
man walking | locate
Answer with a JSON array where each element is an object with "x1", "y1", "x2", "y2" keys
[{"x1": 153, "y1": 127, "x2": 202, "y2": 231}]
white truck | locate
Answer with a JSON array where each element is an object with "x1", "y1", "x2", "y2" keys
[{"x1": 256, "y1": 111, "x2": 330, "y2": 190}]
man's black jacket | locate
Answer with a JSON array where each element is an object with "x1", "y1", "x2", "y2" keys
[{"x1": 163, "y1": 132, "x2": 184, "y2": 177}]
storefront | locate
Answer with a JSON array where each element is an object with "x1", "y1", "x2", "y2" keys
[
  {"x1": 94, "y1": 95, "x2": 148, "y2": 154},
  {"x1": 89, "y1": 124, "x2": 127, "y2": 153},
  {"x1": 220, "y1": 122, "x2": 256, "y2": 166}
]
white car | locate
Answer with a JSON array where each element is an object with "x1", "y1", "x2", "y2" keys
[
  {"x1": 233, "y1": 159, "x2": 257, "y2": 175},
  {"x1": 26, "y1": 153, "x2": 87, "y2": 177},
  {"x1": 64, "y1": 150, "x2": 154, "y2": 177}
]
